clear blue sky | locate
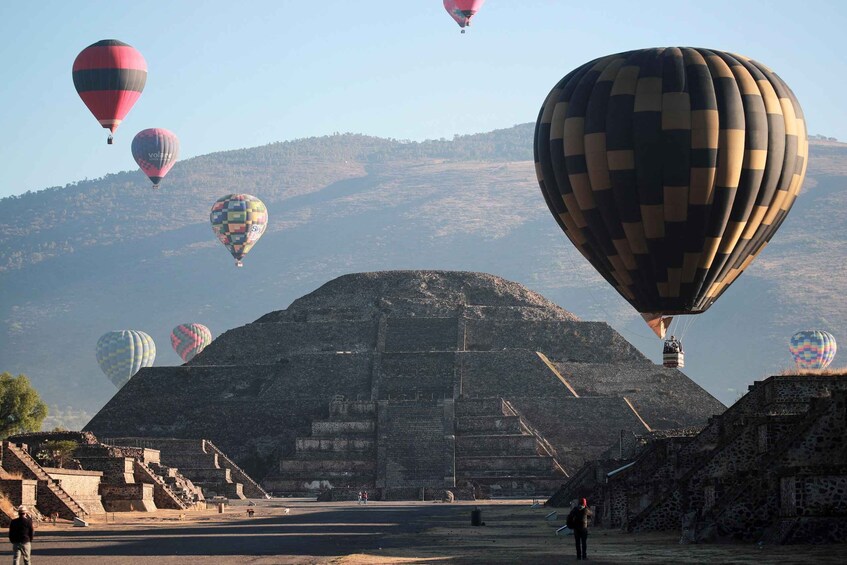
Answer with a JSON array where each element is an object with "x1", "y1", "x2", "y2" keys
[{"x1": 0, "y1": 0, "x2": 844, "y2": 198}]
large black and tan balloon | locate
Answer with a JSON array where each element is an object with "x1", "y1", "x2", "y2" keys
[{"x1": 534, "y1": 48, "x2": 807, "y2": 337}]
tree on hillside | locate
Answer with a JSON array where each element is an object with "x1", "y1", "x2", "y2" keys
[{"x1": 0, "y1": 373, "x2": 48, "y2": 438}]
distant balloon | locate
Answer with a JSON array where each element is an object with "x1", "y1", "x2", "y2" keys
[
  {"x1": 789, "y1": 331, "x2": 836, "y2": 370},
  {"x1": 73, "y1": 40, "x2": 147, "y2": 144},
  {"x1": 132, "y1": 128, "x2": 179, "y2": 188},
  {"x1": 170, "y1": 323, "x2": 212, "y2": 363},
  {"x1": 210, "y1": 194, "x2": 268, "y2": 267},
  {"x1": 534, "y1": 48, "x2": 808, "y2": 338},
  {"x1": 95, "y1": 330, "x2": 156, "y2": 388},
  {"x1": 443, "y1": 0, "x2": 485, "y2": 33}
]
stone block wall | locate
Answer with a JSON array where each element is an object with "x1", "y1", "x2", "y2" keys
[
  {"x1": 384, "y1": 318, "x2": 459, "y2": 352},
  {"x1": 99, "y1": 483, "x2": 156, "y2": 512},
  {"x1": 464, "y1": 320, "x2": 643, "y2": 363},
  {"x1": 76, "y1": 457, "x2": 134, "y2": 485},
  {"x1": 44, "y1": 468, "x2": 105, "y2": 514},
  {"x1": 193, "y1": 320, "x2": 379, "y2": 365},
  {"x1": 0, "y1": 480, "x2": 37, "y2": 509}
]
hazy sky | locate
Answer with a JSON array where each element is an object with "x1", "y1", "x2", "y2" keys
[{"x1": 0, "y1": 0, "x2": 844, "y2": 198}]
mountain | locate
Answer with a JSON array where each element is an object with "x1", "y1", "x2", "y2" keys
[{"x1": 0, "y1": 124, "x2": 845, "y2": 428}]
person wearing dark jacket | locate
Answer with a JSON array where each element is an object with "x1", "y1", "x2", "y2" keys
[
  {"x1": 9, "y1": 505, "x2": 33, "y2": 565},
  {"x1": 567, "y1": 498, "x2": 592, "y2": 560}
]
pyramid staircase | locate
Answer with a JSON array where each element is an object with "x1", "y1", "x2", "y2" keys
[
  {"x1": 454, "y1": 398, "x2": 567, "y2": 497},
  {"x1": 1, "y1": 442, "x2": 86, "y2": 520},
  {"x1": 265, "y1": 399, "x2": 377, "y2": 495}
]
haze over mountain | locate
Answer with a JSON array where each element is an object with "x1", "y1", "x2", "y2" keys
[{"x1": 1, "y1": 124, "x2": 845, "y2": 429}]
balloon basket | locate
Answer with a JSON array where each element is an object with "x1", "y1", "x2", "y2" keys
[
  {"x1": 236, "y1": 260, "x2": 244, "y2": 268},
  {"x1": 107, "y1": 135, "x2": 114, "y2": 145}
]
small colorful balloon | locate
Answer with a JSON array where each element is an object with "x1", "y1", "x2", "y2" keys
[
  {"x1": 132, "y1": 128, "x2": 179, "y2": 188},
  {"x1": 789, "y1": 331, "x2": 837, "y2": 370},
  {"x1": 171, "y1": 323, "x2": 212, "y2": 363},
  {"x1": 95, "y1": 330, "x2": 156, "y2": 388},
  {"x1": 210, "y1": 194, "x2": 268, "y2": 267}
]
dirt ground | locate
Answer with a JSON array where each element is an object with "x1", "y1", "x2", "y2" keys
[{"x1": 19, "y1": 499, "x2": 847, "y2": 564}]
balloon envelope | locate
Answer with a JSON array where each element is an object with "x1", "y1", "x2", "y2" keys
[
  {"x1": 789, "y1": 331, "x2": 837, "y2": 370},
  {"x1": 534, "y1": 48, "x2": 808, "y2": 336},
  {"x1": 443, "y1": 0, "x2": 485, "y2": 29},
  {"x1": 73, "y1": 40, "x2": 147, "y2": 140},
  {"x1": 171, "y1": 323, "x2": 212, "y2": 363},
  {"x1": 132, "y1": 128, "x2": 179, "y2": 188},
  {"x1": 95, "y1": 330, "x2": 156, "y2": 388},
  {"x1": 210, "y1": 194, "x2": 268, "y2": 266}
]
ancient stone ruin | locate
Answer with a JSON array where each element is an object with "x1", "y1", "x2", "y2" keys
[
  {"x1": 0, "y1": 430, "x2": 264, "y2": 523},
  {"x1": 85, "y1": 270, "x2": 725, "y2": 499},
  {"x1": 548, "y1": 374, "x2": 847, "y2": 544}
]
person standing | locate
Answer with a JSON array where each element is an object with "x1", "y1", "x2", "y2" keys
[
  {"x1": 567, "y1": 498, "x2": 592, "y2": 560},
  {"x1": 9, "y1": 505, "x2": 33, "y2": 565},
  {"x1": 363, "y1": 491, "x2": 368, "y2": 505}
]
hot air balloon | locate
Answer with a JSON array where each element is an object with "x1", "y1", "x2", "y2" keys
[
  {"x1": 171, "y1": 323, "x2": 213, "y2": 363},
  {"x1": 131, "y1": 128, "x2": 179, "y2": 188},
  {"x1": 95, "y1": 330, "x2": 156, "y2": 388},
  {"x1": 789, "y1": 331, "x2": 837, "y2": 370},
  {"x1": 210, "y1": 194, "x2": 268, "y2": 267},
  {"x1": 73, "y1": 40, "x2": 147, "y2": 144},
  {"x1": 534, "y1": 48, "x2": 808, "y2": 341},
  {"x1": 443, "y1": 0, "x2": 485, "y2": 33}
]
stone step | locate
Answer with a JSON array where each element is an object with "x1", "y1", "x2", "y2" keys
[
  {"x1": 311, "y1": 420, "x2": 375, "y2": 436},
  {"x1": 455, "y1": 434, "x2": 539, "y2": 456},
  {"x1": 457, "y1": 455, "x2": 556, "y2": 473},
  {"x1": 454, "y1": 398, "x2": 506, "y2": 416},
  {"x1": 456, "y1": 416, "x2": 522, "y2": 434},
  {"x1": 279, "y1": 459, "x2": 375, "y2": 473},
  {"x1": 296, "y1": 437, "x2": 375, "y2": 453}
]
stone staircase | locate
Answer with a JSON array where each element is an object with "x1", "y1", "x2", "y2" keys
[
  {"x1": 454, "y1": 398, "x2": 567, "y2": 498},
  {"x1": 265, "y1": 399, "x2": 377, "y2": 495},
  {"x1": 133, "y1": 460, "x2": 195, "y2": 510},
  {"x1": 204, "y1": 441, "x2": 269, "y2": 499},
  {"x1": 104, "y1": 438, "x2": 256, "y2": 500},
  {"x1": 1, "y1": 442, "x2": 86, "y2": 520},
  {"x1": 146, "y1": 462, "x2": 205, "y2": 506}
]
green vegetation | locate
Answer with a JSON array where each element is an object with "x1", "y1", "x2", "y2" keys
[
  {"x1": 36, "y1": 440, "x2": 78, "y2": 468},
  {"x1": 0, "y1": 372, "x2": 48, "y2": 438}
]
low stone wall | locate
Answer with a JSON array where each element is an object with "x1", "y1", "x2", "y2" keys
[
  {"x1": 0, "y1": 480, "x2": 37, "y2": 509},
  {"x1": 44, "y1": 468, "x2": 105, "y2": 514},
  {"x1": 77, "y1": 457, "x2": 134, "y2": 485},
  {"x1": 99, "y1": 483, "x2": 156, "y2": 512}
]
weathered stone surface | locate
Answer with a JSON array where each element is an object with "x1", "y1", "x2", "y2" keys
[
  {"x1": 549, "y1": 374, "x2": 847, "y2": 545},
  {"x1": 85, "y1": 270, "x2": 724, "y2": 492}
]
